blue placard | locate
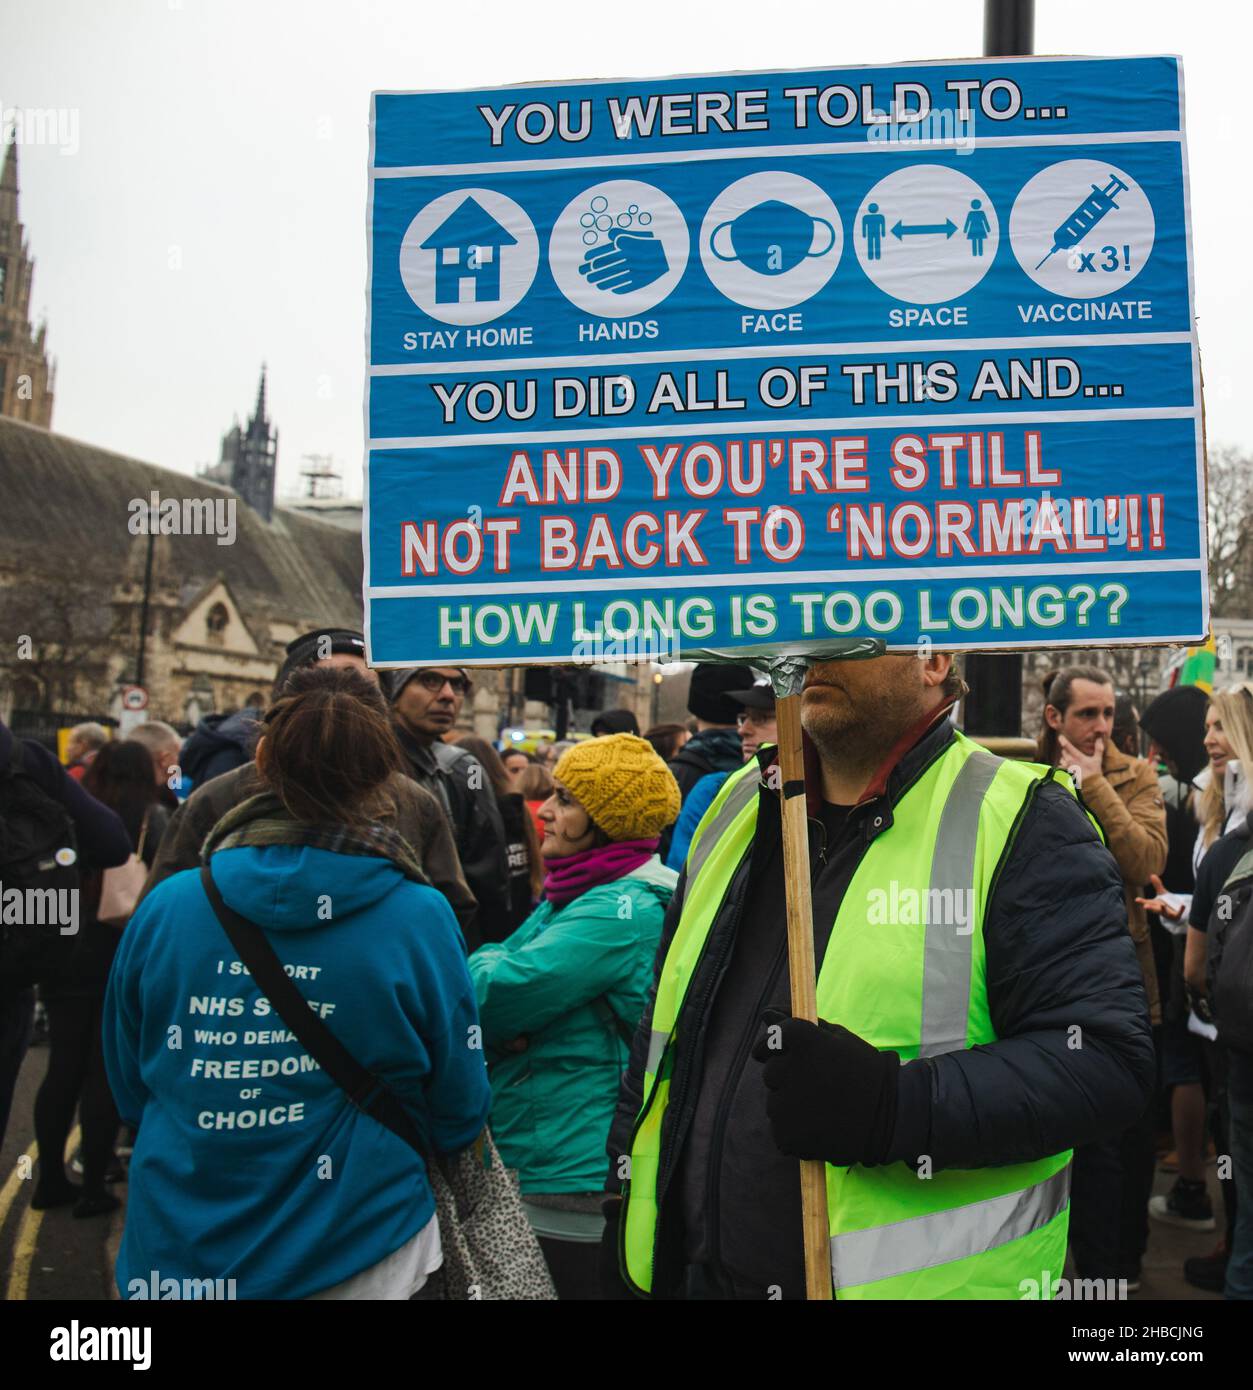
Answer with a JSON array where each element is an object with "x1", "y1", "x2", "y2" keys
[{"x1": 365, "y1": 55, "x2": 1206, "y2": 665}]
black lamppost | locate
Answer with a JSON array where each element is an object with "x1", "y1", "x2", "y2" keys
[{"x1": 964, "y1": 2, "x2": 1034, "y2": 739}]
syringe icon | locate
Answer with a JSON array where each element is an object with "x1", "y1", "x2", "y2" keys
[{"x1": 1035, "y1": 174, "x2": 1131, "y2": 270}]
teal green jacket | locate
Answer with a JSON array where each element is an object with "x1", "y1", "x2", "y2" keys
[{"x1": 468, "y1": 856, "x2": 677, "y2": 1194}]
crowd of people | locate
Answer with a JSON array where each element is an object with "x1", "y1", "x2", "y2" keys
[{"x1": 0, "y1": 630, "x2": 1251, "y2": 1301}]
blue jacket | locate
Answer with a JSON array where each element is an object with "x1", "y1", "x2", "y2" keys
[
  {"x1": 104, "y1": 843, "x2": 490, "y2": 1300},
  {"x1": 665, "y1": 770, "x2": 731, "y2": 872}
]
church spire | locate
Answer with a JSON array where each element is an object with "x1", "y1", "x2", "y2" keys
[
  {"x1": 1, "y1": 138, "x2": 20, "y2": 244},
  {"x1": 0, "y1": 135, "x2": 55, "y2": 429},
  {"x1": 0, "y1": 137, "x2": 17, "y2": 196},
  {"x1": 253, "y1": 362, "x2": 268, "y2": 428}
]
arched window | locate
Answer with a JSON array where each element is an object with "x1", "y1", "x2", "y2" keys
[
  {"x1": 206, "y1": 602, "x2": 229, "y2": 645},
  {"x1": 245, "y1": 691, "x2": 266, "y2": 710},
  {"x1": 1237, "y1": 646, "x2": 1253, "y2": 676}
]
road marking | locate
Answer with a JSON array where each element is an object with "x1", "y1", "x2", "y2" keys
[
  {"x1": 0, "y1": 1139, "x2": 38, "y2": 1231},
  {"x1": 4, "y1": 1126, "x2": 82, "y2": 1302}
]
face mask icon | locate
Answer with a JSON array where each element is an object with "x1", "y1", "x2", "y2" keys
[{"x1": 709, "y1": 199, "x2": 837, "y2": 275}]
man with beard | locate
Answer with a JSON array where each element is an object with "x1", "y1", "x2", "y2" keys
[
  {"x1": 603, "y1": 652, "x2": 1155, "y2": 1300},
  {"x1": 389, "y1": 667, "x2": 509, "y2": 949}
]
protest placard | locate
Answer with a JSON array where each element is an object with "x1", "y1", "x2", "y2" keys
[{"x1": 365, "y1": 55, "x2": 1204, "y2": 666}]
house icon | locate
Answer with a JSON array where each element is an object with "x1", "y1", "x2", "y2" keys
[{"x1": 420, "y1": 195, "x2": 519, "y2": 305}]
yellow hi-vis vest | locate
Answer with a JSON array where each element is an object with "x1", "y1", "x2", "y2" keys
[{"x1": 621, "y1": 730, "x2": 1096, "y2": 1299}]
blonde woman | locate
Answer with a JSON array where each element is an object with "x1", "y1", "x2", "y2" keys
[
  {"x1": 1142, "y1": 684, "x2": 1253, "y2": 957},
  {"x1": 1195, "y1": 684, "x2": 1253, "y2": 864}
]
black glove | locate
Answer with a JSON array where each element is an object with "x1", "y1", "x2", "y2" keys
[
  {"x1": 598, "y1": 1196, "x2": 637, "y2": 1300},
  {"x1": 751, "y1": 1009, "x2": 900, "y2": 1166}
]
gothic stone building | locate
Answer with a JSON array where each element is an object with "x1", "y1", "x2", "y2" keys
[
  {"x1": 0, "y1": 142, "x2": 55, "y2": 429},
  {"x1": 0, "y1": 415, "x2": 362, "y2": 733}
]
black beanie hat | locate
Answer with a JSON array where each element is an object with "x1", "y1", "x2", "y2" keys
[
  {"x1": 1139, "y1": 684, "x2": 1210, "y2": 783},
  {"x1": 687, "y1": 663, "x2": 757, "y2": 725},
  {"x1": 273, "y1": 628, "x2": 367, "y2": 698},
  {"x1": 591, "y1": 708, "x2": 640, "y2": 737}
]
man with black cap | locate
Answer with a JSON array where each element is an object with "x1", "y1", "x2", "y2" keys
[
  {"x1": 667, "y1": 663, "x2": 756, "y2": 801},
  {"x1": 389, "y1": 666, "x2": 510, "y2": 946},
  {"x1": 658, "y1": 664, "x2": 756, "y2": 860},
  {"x1": 591, "y1": 709, "x2": 640, "y2": 738},
  {"x1": 666, "y1": 676, "x2": 776, "y2": 871},
  {"x1": 140, "y1": 631, "x2": 478, "y2": 943}
]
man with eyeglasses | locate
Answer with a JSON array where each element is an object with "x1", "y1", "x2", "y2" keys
[{"x1": 389, "y1": 667, "x2": 509, "y2": 948}]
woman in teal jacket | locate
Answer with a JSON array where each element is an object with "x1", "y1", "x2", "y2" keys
[{"x1": 469, "y1": 732, "x2": 680, "y2": 1298}]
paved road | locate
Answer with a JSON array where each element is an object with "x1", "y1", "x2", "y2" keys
[
  {"x1": 0, "y1": 1033, "x2": 1229, "y2": 1302},
  {"x1": 1, "y1": 1037, "x2": 121, "y2": 1301}
]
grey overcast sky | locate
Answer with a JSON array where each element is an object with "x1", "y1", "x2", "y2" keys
[{"x1": 2, "y1": 0, "x2": 1249, "y2": 500}]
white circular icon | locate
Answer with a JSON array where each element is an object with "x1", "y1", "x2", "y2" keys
[
  {"x1": 699, "y1": 171, "x2": 843, "y2": 310},
  {"x1": 55, "y1": 847, "x2": 77, "y2": 867},
  {"x1": 550, "y1": 180, "x2": 688, "y2": 317},
  {"x1": 399, "y1": 188, "x2": 539, "y2": 325},
  {"x1": 1010, "y1": 160, "x2": 1154, "y2": 298},
  {"x1": 854, "y1": 165, "x2": 999, "y2": 304}
]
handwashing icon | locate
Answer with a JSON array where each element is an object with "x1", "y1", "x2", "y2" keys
[{"x1": 708, "y1": 199, "x2": 837, "y2": 276}]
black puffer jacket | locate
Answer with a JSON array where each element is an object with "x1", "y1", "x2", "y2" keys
[
  {"x1": 607, "y1": 711, "x2": 1155, "y2": 1299},
  {"x1": 180, "y1": 709, "x2": 263, "y2": 790},
  {"x1": 394, "y1": 726, "x2": 509, "y2": 951},
  {"x1": 667, "y1": 727, "x2": 743, "y2": 803}
]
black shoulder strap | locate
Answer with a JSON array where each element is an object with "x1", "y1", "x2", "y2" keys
[
  {"x1": 198, "y1": 864, "x2": 431, "y2": 1162},
  {"x1": 591, "y1": 994, "x2": 635, "y2": 1047}
]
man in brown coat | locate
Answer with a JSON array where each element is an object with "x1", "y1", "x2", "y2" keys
[
  {"x1": 139, "y1": 761, "x2": 477, "y2": 941},
  {"x1": 1040, "y1": 664, "x2": 1167, "y2": 1288}
]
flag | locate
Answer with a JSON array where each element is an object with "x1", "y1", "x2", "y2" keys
[{"x1": 1170, "y1": 634, "x2": 1217, "y2": 693}]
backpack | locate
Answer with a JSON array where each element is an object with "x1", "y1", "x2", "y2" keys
[
  {"x1": 1208, "y1": 823, "x2": 1253, "y2": 1054},
  {"x1": 0, "y1": 740, "x2": 81, "y2": 987}
]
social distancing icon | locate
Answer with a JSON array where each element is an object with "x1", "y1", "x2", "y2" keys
[{"x1": 854, "y1": 164, "x2": 999, "y2": 304}]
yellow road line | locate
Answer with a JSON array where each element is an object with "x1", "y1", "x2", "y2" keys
[
  {"x1": 4, "y1": 1124, "x2": 82, "y2": 1302},
  {"x1": 0, "y1": 1139, "x2": 39, "y2": 1230},
  {"x1": 6, "y1": 1203, "x2": 43, "y2": 1301}
]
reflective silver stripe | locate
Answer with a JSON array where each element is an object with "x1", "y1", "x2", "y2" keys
[
  {"x1": 919, "y1": 750, "x2": 1002, "y2": 1059},
  {"x1": 684, "y1": 767, "x2": 760, "y2": 886},
  {"x1": 645, "y1": 1028, "x2": 668, "y2": 1078},
  {"x1": 830, "y1": 1162, "x2": 1071, "y2": 1290},
  {"x1": 651, "y1": 770, "x2": 759, "y2": 1080}
]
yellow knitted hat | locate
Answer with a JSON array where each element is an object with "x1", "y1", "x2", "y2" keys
[{"x1": 553, "y1": 733, "x2": 681, "y2": 842}]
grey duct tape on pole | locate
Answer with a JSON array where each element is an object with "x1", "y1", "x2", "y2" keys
[{"x1": 681, "y1": 638, "x2": 887, "y2": 1300}]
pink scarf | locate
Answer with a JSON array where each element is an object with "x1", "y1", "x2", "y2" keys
[{"x1": 543, "y1": 838, "x2": 658, "y2": 908}]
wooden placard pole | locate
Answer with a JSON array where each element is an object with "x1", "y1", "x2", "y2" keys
[{"x1": 774, "y1": 689, "x2": 832, "y2": 1301}]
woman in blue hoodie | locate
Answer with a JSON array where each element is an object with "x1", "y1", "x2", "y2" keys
[{"x1": 104, "y1": 666, "x2": 490, "y2": 1300}]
